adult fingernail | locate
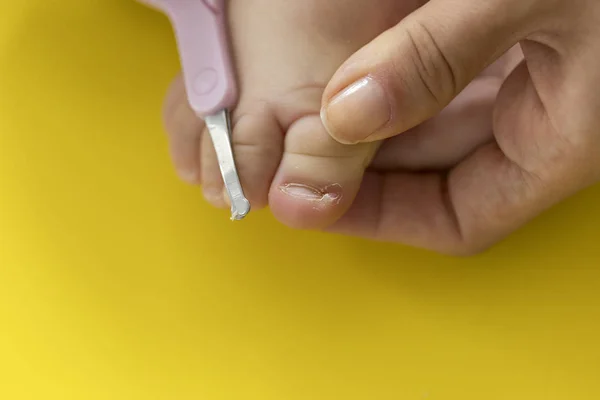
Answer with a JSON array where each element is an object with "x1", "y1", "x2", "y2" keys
[{"x1": 321, "y1": 77, "x2": 391, "y2": 144}]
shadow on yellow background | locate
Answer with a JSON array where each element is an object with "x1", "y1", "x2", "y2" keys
[{"x1": 1, "y1": 1, "x2": 599, "y2": 399}]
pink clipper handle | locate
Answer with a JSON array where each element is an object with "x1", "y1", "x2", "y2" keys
[{"x1": 143, "y1": 0, "x2": 237, "y2": 117}]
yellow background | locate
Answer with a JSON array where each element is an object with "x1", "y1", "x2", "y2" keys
[{"x1": 1, "y1": 1, "x2": 600, "y2": 399}]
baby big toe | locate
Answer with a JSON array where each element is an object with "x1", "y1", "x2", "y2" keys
[{"x1": 269, "y1": 114, "x2": 377, "y2": 230}]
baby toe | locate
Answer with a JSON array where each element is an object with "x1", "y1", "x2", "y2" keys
[
  {"x1": 200, "y1": 102, "x2": 284, "y2": 212},
  {"x1": 231, "y1": 103, "x2": 283, "y2": 210},
  {"x1": 163, "y1": 75, "x2": 203, "y2": 185},
  {"x1": 269, "y1": 114, "x2": 378, "y2": 230}
]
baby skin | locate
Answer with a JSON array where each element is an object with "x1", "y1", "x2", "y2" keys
[{"x1": 163, "y1": 0, "x2": 520, "y2": 243}]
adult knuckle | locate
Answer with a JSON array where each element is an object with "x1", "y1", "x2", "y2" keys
[{"x1": 402, "y1": 19, "x2": 460, "y2": 107}]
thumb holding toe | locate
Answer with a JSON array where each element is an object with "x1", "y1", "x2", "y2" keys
[{"x1": 321, "y1": 0, "x2": 534, "y2": 144}]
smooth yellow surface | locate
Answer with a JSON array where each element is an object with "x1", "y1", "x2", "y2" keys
[{"x1": 1, "y1": 1, "x2": 600, "y2": 399}]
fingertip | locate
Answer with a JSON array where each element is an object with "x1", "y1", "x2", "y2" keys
[
  {"x1": 321, "y1": 76, "x2": 392, "y2": 144},
  {"x1": 320, "y1": 107, "x2": 358, "y2": 145}
]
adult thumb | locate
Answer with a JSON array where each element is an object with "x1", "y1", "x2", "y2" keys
[{"x1": 321, "y1": 0, "x2": 535, "y2": 144}]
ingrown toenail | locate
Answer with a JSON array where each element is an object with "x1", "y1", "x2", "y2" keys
[{"x1": 279, "y1": 183, "x2": 342, "y2": 205}]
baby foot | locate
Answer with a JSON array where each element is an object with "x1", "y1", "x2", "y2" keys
[{"x1": 164, "y1": 0, "x2": 423, "y2": 227}]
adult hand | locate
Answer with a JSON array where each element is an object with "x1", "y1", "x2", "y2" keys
[{"x1": 320, "y1": 0, "x2": 600, "y2": 254}]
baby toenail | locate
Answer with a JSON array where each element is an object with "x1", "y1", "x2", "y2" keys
[
  {"x1": 203, "y1": 186, "x2": 224, "y2": 203},
  {"x1": 178, "y1": 169, "x2": 199, "y2": 184},
  {"x1": 279, "y1": 183, "x2": 342, "y2": 205}
]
